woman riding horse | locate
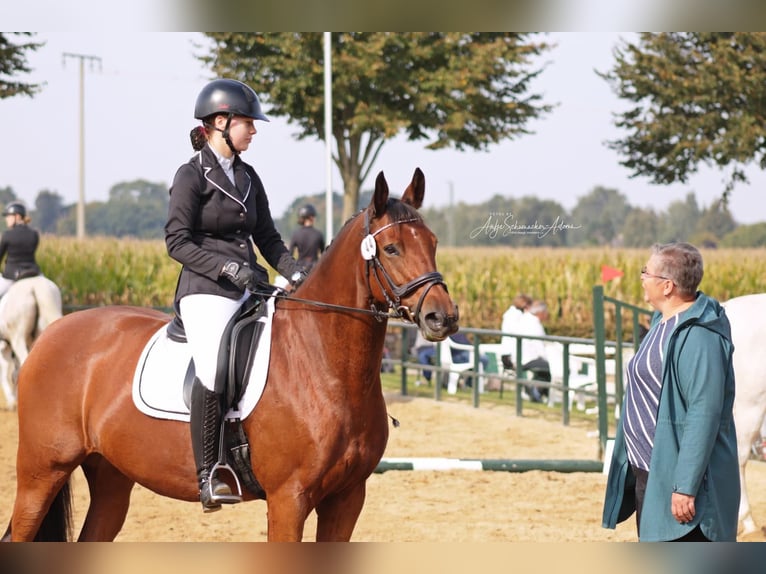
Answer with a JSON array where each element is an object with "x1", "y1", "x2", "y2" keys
[
  {"x1": 166, "y1": 78, "x2": 307, "y2": 513},
  {"x1": 6, "y1": 166, "x2": 457, "y2": 541},
  {"x1": 0, "y1": 202, "x2": 41, "y2": 298}
]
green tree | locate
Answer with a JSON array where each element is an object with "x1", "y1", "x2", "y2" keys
[
  {"x1": 602, "y1": 33, "x2": 766, "y2": 202},
  {"x1": 201, "y1": 33, "x2": 553, "y2": 220},
  {"x1": 0, "y1": 186, "x2": 16, "y2": 208},
  {"x1": 569, "y1": 186, "x2": 632, "y2": 246},
  {"x1": 275, "y1": 191, "x2": 343, "y2": 239},
  {"x1": 54, "y1": 180, "x2": 169, "y2": 238},
  {"x1": 0, "y1": 186, "x2": 17, "y2": 231},
  {"x1": 34, "y1": 190, "x2": 65, "y2": 233},
  {"x1": 0, "y1": 33, "x2": 44, "y2": 99},
  {"x1": 504, "y1": 196, "x2": 569, "y2": 247},
  {"x1": 100, "y1": 180, "x2": 169, "y2": 238},
  {"x1": 690, "y1": 199, "x2": 737, "y2": 247},
  {"x1": 622, "y1": 208, "x2": 659, "y2": 247},
  {"x1": 721, "y1": 222, "x2": 766, "y2": 247},
  {"x1": 657, "y1": 192, "x2": 701, "y2": 243}
]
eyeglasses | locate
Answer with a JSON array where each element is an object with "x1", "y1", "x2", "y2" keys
[{"x1": 640, "y1": 266, "x2": 672, "y2": 281}]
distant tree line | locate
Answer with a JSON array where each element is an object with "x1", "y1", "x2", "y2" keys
[
  {"x1": 1, "y1": 179, "x2": 765, "y2": 248},
  {"x1": 0, "y1": 180, "x2": 169, "y2": 239}
]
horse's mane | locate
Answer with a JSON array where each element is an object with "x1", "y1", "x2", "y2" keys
[{"x1": 322, "y1": 199, "x2": 423, "y2": 259}]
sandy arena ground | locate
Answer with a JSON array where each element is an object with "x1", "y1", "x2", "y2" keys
[{"x1": 1, "y1": 391, "x2": 764, "y2": 542}]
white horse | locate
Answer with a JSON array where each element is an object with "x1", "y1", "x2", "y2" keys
[
  {"x1": 0, "y1": 275, "x2": 63, "y2": 410},
  {"x1": 722, "y1": 293, "x2": 766, "y2": 536}
]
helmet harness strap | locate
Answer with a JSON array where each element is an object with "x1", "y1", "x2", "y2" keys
[
  {"x1": 220, "y1": 113, "x2": 238, "y2": 155},
  {"x1": 206, "y1": 113, "x2": 239, "y2": 155}
]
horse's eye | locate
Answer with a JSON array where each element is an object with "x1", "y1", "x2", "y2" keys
[{"x1": 383, "y1": 244, "x2": 399, "y2": 256}]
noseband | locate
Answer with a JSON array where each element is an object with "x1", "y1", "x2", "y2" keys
[{"x1": 362, "y1": 211, "x2": 447, "y2": 324}]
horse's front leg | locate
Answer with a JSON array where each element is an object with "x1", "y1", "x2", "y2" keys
[
  {"x1": 265, "y1": 488, "x2": 312, "y2": 541},
  {"x1": 314, "y1": 482, "x2": 366, "y2": 542}
]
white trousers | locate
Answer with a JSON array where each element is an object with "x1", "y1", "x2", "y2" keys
[{"x1": 179, "y1": 292, "x2": 249, "y2": 391}]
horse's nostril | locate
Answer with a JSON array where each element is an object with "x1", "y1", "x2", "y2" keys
[{"x1": 423, "y1": 312, "x2": 443, "y2": 331}]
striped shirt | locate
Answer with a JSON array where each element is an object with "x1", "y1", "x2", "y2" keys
[{"x1": 623, "y1": 314, "x2": 680, "y2": 471}]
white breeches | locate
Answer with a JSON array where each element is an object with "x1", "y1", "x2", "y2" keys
[{"x1": 179, "y1": 292, "x2": 249, "y2": 391}]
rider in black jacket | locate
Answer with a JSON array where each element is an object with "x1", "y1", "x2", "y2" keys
[
  {"x1": 0, "y1": 202, "x2": 40, "y2": 298},
  {"x1": 289, "y1": 204, "x2": 325, "y2": 272},
  {"x1": 165, "y1": 78, "x2": 305, "y2": 513}
]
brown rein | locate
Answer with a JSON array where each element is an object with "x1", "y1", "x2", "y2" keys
[{"x1": 253, "y1": 213, "x2": 446, "y2": 325}]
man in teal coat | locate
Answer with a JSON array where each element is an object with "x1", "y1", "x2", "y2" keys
[{"x1": 602, "y1": 242, "x2": 739, "y2": 542}]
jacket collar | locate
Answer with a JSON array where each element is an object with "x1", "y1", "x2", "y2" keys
[
  {"x1": 653, "y1": 291, "x2": 731, "y2": 339},
  {"x1": 197, "y1": 145, "x2": 252, "y2": 208}
]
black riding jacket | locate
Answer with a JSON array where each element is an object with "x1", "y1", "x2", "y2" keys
[
  {"x1": 165, "y1": 144, "x2": 300, "y2": 303},
  {"x1": 0, "y1": 223, "x2": 41, "y2": 280}
]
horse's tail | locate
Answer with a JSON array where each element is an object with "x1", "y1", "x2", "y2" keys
[
  {"x1": 34, "y1": 479, "x2": 74, "y2": 542},
  {"x1": 30, "y1": 276, "x2": 63, "y2": 334},
  {"x1": 0, "y1": 479, "x2": 73, "y2": 542}
]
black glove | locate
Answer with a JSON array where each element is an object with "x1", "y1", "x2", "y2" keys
[{"x1": 220, "y1": 261, "x2": 257, "y2": 292}]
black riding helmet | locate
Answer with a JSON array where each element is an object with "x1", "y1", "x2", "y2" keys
[
  {"x1": 194, "y1": 79, "x2": 269, "y2": 154},
  {"x1": 298, "y1": 204, "x2": 317, "y2": 222},
  {"x1": 2, "y1": 202, "x2": 26, "y2": 218}
]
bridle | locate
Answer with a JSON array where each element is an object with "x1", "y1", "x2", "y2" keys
[
  {"x1": 361, "y1": 210, "x2": 447, "y2": 324},
  {"x1": 256, "y1": 209, "x2": 447, "y2": 325}
]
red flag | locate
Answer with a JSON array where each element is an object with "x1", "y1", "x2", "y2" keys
[{"x1": 601, "y1": 265, "x2": 624, "y2": 283}]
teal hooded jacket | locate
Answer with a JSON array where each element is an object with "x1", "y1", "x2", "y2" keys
[{"x1": 602, "y1": 291, "x2": 740, "y2": 541}]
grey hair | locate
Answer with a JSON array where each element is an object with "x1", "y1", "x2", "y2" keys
[
  {"x1": 650, "y1": 242, "x2": 703, "y2": 297},
  {"x1": 528, "y1": 300, "x2": 548, "y2": 315}
]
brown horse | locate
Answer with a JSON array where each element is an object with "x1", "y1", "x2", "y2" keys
[{"x1": 5, "y1": 167, "x2": 458, "y2": 542}]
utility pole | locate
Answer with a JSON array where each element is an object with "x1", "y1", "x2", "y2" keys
[
  {"x1": 63, "y1": 53, "x2": 101, "y2": 240},
  {"x1": 448, "y1": 181, "x2": 455, "y2": 247},
  {"x1": 323, "y1": 32, "x2": 334, "y2": 243}
]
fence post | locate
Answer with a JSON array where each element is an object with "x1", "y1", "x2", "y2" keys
[
  {"x1": 400, "y1": 326, "x2": 410, "y2": 396},
  {"x1": 592, "y1": 285, "x2": 608, "y2": 456},
  {"x1": 515, "y1": 337, "x2": 524, "y2": 416}
]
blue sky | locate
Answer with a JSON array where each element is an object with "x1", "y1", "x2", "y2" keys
[{"x1": 3, "y1": 31, "x2": 764, "y2": 227}]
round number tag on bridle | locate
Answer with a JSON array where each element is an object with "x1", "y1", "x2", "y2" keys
[{"x1": 360, "y1": 234, "x2": 377, "y2": 260}]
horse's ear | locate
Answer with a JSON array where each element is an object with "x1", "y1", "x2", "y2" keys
[
  {"x1": 401, "y1": 167, "x2": 424, "y2": 210},
  {"x1": 371, "y1": 171, "x2": 389, "y2": 217}
]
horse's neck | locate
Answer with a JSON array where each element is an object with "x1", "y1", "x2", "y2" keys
[
  {"x1": 288, "y1": 224, "x2": 390, "y2": 377},
  {"x1": 300, "y1": 232, "x2": 378, "y2": 312},
  {"x1": 282, "y1": 284, "x2": 388, "y2": 381}
]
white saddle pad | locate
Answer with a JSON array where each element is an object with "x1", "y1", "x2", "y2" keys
[{"x1": 132, "y1": 296, "x2": 276, "y2": 422}]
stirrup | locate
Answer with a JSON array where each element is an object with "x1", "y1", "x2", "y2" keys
[{"x1": 207, "y1": 462, "x2": 243, "y2": 506}]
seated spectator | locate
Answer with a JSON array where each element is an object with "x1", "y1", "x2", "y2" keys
[
  {"x1": 449, "y1": 331, "x2": 490, "y2": 388},
  {"x1": 412, "y1": 331, "x2": 436, "y2": 385},
  {"x1": 514, "y1": 300, "x2": 552, "y2": 403},
  {"x1": 500, "y1": 293, "x2": 532, "y2": 370},
  {"x1": 412, "y1": 331, "x2": 488, "y2": 388}
]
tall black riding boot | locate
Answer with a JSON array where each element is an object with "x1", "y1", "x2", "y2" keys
[{"x1": 190, "y1": 378, "x2": 241, "y2": 512}]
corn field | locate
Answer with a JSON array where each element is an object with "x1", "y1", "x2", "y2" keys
[{"x1": 37, "y1": 237, "x2": 766, "y2": 337}]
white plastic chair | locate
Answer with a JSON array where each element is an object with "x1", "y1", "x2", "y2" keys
[
  {"x1": 544, "y1": 341, "x2": 599, "y2": 410},
  {"x1": 438, "y1": 338, "x2": 485, "y2": 395}
]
